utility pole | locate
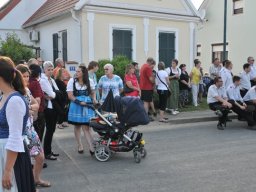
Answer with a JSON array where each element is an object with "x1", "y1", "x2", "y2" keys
[{"x1": 223, "y1": 0, "x2": 227, "y2": 60}]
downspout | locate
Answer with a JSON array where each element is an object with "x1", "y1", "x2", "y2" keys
[{"x1": 71, "y1": 9, "x2": 82, "y2": 63}]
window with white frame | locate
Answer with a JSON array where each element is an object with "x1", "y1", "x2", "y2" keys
[
  {"x1": 158, "y1": 32, "x2": 175, "y2": 65},
  {"x1": 112, "y1": 29, "x2": 132, "y2": 59},
  {"x1": 212, "y1": 43, "x2": 228, "y2": 62},
  {"x1": 233, "y1": 0, "x2": 244, "y2": 15}
]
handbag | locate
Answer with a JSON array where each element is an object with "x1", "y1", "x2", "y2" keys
[{"x1": 156, "y1": 72, "x2": 171, "y2": 97}]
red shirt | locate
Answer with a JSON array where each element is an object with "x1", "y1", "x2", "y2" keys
[
  {"x1": 124, "y1": 74, "x2": 139, "y2": 97},
  {"x1": 139, "y1": 63, "x2": 154, "y2": 90},
  {"x1": 29, "y1": 78, "x2": 45, "y2": 112}
]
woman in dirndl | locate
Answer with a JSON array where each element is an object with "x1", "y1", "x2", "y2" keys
[
  {"x1": 0, "y1": 56, "x2": 35, "y2": 192},
  {"x1": 67, "y1": 65, "x2": 96, "y2": 155}
]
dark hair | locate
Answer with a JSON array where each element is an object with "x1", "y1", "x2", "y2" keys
[
  {"x1": 233, "y1": 75, "x2": 241, "y2": 83},
  {"x1": 214, "y1": 76, "x2": 222, "y2": 84},
  {"x1": 16, "y1": 64, "x2": 30, "y2": 75},
  {"x1": 172, "y1": 59, "x2": 178, "y2": 65},
  {"x1": 88, "y1": 61, "x2": 99, "y2": 70},
  {"x1": 29, "y1": 64, "x2": 41, "y2": 78},
  {"x1": 222, "y1": 59, "x2": 228, "y2": 67},
  {"x1": 132, "y1": 62, "x2": 138, "y2": 67},
  {"x1": 0, "y1": 56, "x2": 26, "y2": 95},
  {"x1": 146, "y1": 57, "x2": 156, "y2": 65},
  {"x1": 224, "y1": 60, "x2": 232, "y2": 68},
  {"x1": 213, "y1": 58, "x2": 219, "y2": 62},
  {"x1": 194, "y1": 59, "x2": 201, "y2": 66},
  {"x1": 243, "y1": 63, "x2": 250, "y2": 70},
  {"x1": 179, "y1": 64, "x2": 186, "y2": 70},
  {"x1": 158, "y1": 61, "x2": 165, "y2": 70},
  {"x1": 76, "y1": 66, "x2": 91, "y2": 94}
]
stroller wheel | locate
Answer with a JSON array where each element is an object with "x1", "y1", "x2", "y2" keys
[
  {"x1": 133, "y1": 150, "x2": 141, "y2": 163},
  {"x1": 95, "y1": 145, "x2": 111, "y2": 162},
  {"x1": 140, "y1": 148, "x2": 147, "y2": 158}
]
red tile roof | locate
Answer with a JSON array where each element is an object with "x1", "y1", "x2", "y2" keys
[
  {"x1": 0, "y1": 0, "x2": 21, "y2": 20},
  {"x1": 23, "y1": 0, "x2": 79, "y2": 28}
]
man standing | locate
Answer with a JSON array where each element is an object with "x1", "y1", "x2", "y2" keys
[
  {"x1": 139, "y1": 57, "x2": 156, "y2": 116},
  {"x1": 248, "y1": 56, "x2": 256, "y2": 86},
  {"x1": 207, "y1": 77, "x2": 232, "y2": 130},
  {"x1": 240, "y1": 63, "x2": 251, "y2": 97},
  {"x1": 53, "y1": 58, "x2": 71, "y2": 85},
  {"x1": 209, "y1": 58, "x2": 222, "y2": 82}
]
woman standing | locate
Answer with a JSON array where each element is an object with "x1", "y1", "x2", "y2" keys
[
  {"x1": 16, "y1": 64, "x2": 51, "y2": 188},
  {"x1": 124, "y1": 64, "x2": 140, "y2": 97},
  {"x1": 67, "y1": 66, "x2": 95, "y2": 155},
  {"x1": 156, "y1": 62, "x2": 170, "y2": 122},
  {"x1": 166, "y1": 59, "x2": 180, "y2": 115},
  {"x1": 179, "y1": 64, "x2": 190, "y2": 108},
  {"x1": 190, "y1": 59, "x2": 202, "y2": 107},
  {"x1": 39, "y1": 61, "x2": 60, "y2": 160},
  {"x1": 0, "y1": 56, "x2": 35, "y2": 191},
  {"x1": 88, "y1": 61, "x2": 100, "y2": 102}
]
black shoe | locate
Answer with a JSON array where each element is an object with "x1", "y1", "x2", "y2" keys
[
  {"x1": 43, "y1": 162, "x2": 47, "y2": 168},
  {"x1": 89, "y1": 150, "x2": 95, "y2": 156},
  {"x1": 45, "y1": 154, "x2": 57, "y2": 160},
  {"x1": 51, "y1": 152, "x2": 59, "y2": 157},
  {"x1": 217, "y1": 123, "x2": 224, "y2": 130}
]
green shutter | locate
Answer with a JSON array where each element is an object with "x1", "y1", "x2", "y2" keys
[
  {"x1": 159, "y1": 32, "x2": 175, "y2": 65},
  {"x1": 62, "y1": 31, "x2": 68, "y2": 62},
  {"x1": 53, "y1": 33, "x2": 59, "y2": 62},
  {"x1": 113, "y1": 30, "x2": 132, "y2": 59}
]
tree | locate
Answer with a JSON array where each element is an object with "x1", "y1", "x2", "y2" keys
[{"x1": 0, "y1": 33, "x2": 35, "y2": 64}]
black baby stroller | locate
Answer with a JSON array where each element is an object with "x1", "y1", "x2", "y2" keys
[{"x1": 89, "y1": 95, "x2": 149, "y2": 163}]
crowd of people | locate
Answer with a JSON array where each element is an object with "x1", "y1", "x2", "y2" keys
[{"x1": 2, "y1": 53, "x2": 256, "y2": 191}]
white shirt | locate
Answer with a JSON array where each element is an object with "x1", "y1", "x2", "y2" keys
[
  {"x1": 207, "y1": 84, "x2": 227, "y2": 104},
  {"x1": 5, "y1": 96, "x2": 26, "y2": 152},
  {"x1": 165, "y1": 67, "x2": 181, "y2": 77},
  {"x1": 156, "y1": 70, "x2": 169, "y2": 90},
  {"x1": 243, "y1": 86, "x2": 256, "y2": 101},
  {"x1": 239, "y1": 71, "x2": 251, "y2": 90},
  {"x1": 67, "y1": 78, "x2": 95, "y2": 92},
  {"x1": 209, "y1": 64, "x2": 222, "y2": 79},
  {"x1": 250, "y1": 64, "x2": 256, "y2": 80},
  {"x1": 220, "y1": 67, "x2": 233, "y2": 90},
  {"x1": 39, "y1": 73, "x2": 59, "y2": 109},
  {"x1": 226, "y1": 83, "x2": 243, "y2": 102}
]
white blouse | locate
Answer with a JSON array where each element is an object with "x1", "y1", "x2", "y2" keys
[{"x1": 5, "y1": 96, "x2": 26, "y2": 152}]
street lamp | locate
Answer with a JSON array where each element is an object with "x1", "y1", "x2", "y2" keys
[{"x1": 223, "y1": 0, "x2": 227, "y2": 60}]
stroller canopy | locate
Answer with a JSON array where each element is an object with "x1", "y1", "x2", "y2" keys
[{"x1": 114, "y1": 96, "x2": 149, "y2": 126}]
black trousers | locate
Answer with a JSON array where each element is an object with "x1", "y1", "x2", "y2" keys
[
  {"x1": 240, "y1": 89, "x2": 248, "y2": 98},
  {"x1": 157, "y1": 90, "x2": 169, "y2": 111},
  {"x1": 33, "y1": 111, "x2": 45, "y2": 141},
  {"x1": 44, "y1": 108, "x2": 58, "y2": 156},
  {"x1": 229, "y1": 100, "x2": 254, "y2": 126},
  {"x1": 209, "y1": 102, "x2": 229, "y2": 124}
]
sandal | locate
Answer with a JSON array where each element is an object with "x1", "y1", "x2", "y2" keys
[
  {"x1": 45, "y1": 154, "x2": 57, "y2": 160},
  {"x1": 35, "y1": 180, "x2": 51, "y2": 188},
  {"x1": 163, "y1": 117, "x2": 169, "y2": 120},
  {"x1": 159, "y1": 119, "x2": 168, "y2": 123}
]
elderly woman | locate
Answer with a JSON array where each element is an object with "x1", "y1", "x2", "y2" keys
[
  {"x1": 124, "y1": 64, "x2": 140, "y2": 97},
  {"x1": 39, "y1": 61, "x2": 60, "y2": 160},
  {"x1": 98, "y1": 64, "x2": 123, "y2": 103}
]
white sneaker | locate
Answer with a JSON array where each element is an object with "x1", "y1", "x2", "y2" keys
[
  {"x1": 174, "y1": 110, "x2": 180, "y2": 114},
  {"x1": 171, "y1": 111, "x2": 178, "y2": 115}
]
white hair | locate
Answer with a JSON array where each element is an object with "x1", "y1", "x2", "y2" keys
[
  {"x1": 43, "y1": 61, "x2": 54, "y2": 70},
  {"x1": 104, "y1": 63, "x2": 114, "y2": 72}
]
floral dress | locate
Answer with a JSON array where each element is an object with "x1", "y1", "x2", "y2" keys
[{"x1": 24, "y1": 88, "x2": 43, "y2": 157}]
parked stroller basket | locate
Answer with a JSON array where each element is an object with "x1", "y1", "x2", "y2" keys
[{"x1": 87, "y1": 96, "x2": 149, "y2": 163}]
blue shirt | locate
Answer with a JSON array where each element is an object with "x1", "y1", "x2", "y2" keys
[{"x1": 98, "y1": 75, "x2": 123, "y2": 103}]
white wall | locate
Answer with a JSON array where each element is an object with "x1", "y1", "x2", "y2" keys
[
  {"x1": 0, "y1": 0, "x2": 46, "y2": 44},
  {"x1": 31, "y1": 15, "x2": 81, "y2": 63}
]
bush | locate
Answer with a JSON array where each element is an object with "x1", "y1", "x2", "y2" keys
[
  {"x1": 0, "y1": 33, "x2": 35, "y2": 64},
  {"x1": 97, "y1": 55, "x2": 131, "y2": 80}
]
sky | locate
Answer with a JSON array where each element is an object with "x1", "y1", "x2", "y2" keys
[
  {"x1": 191, "y1": 0, "x2": 204, "y2": 9},
  {"x1": 0, "y1": 0, "x2": 10, "y2": 9}
]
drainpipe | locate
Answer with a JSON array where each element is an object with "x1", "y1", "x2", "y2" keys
[{"x1": 71, "y1": 9, "x2": 82, "y2": 63}]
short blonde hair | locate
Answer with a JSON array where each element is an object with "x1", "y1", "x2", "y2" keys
[{"x1": 104, "y1": 63, "x2": 114, "y2": 72}]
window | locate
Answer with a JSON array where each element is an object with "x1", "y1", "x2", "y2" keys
[
  {"x1": 62, "y1": 31, "x2": 67, "y2": 62},
  {"x1": 212, "y1": 43, "x2": 228, "y2": 62},
  {"x1": 112, "y1": 29, "x2": 132, "y2": 59},
  {"x1": 52, "y1": 33, "x2": 59, "y2": 62},
  {"x1": 158, "y1": 32, "x2": 175, "y2": 65},
  {"x1": 233, "y1": 0, "x2": 244, "y2": 14},
  {"x1": 197, "y1": 44, "x2": 201, "y2": 57},
  {"x1": 52, "y1": 31, "x2": 68, "y2": 62}
]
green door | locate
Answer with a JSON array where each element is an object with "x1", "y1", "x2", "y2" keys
[{"x1": 159, "y1": 32, "x2": 175, "y2": 65}]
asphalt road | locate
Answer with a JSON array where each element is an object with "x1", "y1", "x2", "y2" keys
[{"x1": 40, "y1": 120, "x2": 256, "y2": 192}]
